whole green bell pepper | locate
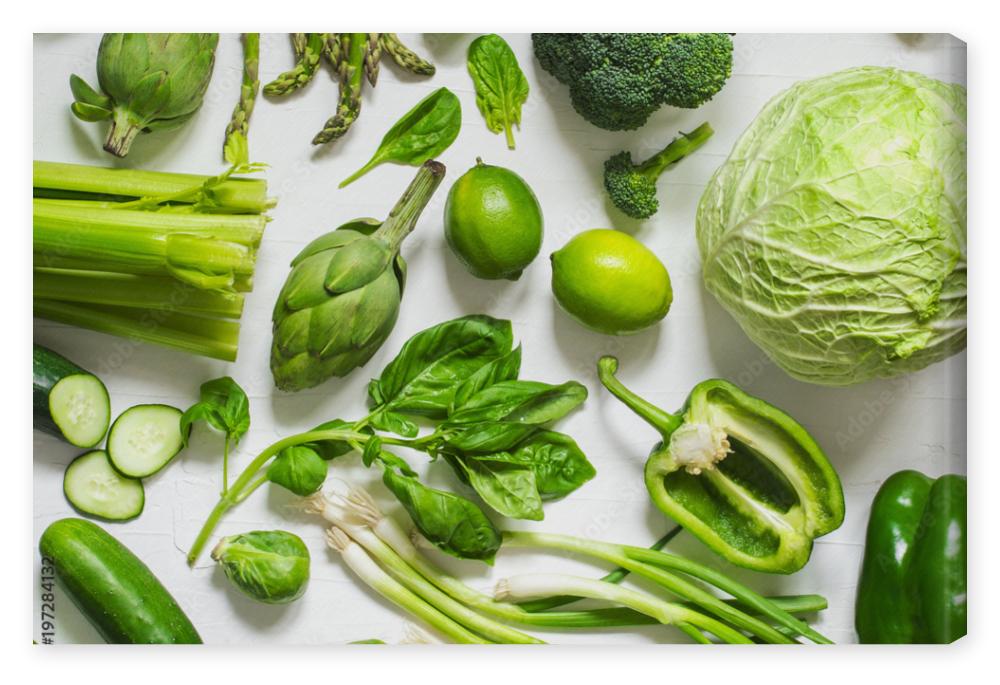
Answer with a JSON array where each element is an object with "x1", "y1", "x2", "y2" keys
[
  {"x1": 598, "y1": 356, "x2": 844, "y2": 574},
  {"x1": 855, "y1": 470, "x2": 967, "y2": 643}
]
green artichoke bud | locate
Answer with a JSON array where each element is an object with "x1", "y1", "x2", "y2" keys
[
  {"x1": 70, "y1": 33, "x2": 219, "y2": 157},
  {"x1": 271, "y1": 160, "x2": 446, "y2": 391}
]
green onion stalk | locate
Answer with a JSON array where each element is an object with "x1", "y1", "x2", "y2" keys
[{"x1": 299, "y1": 485, "x2": 832, "y2": 644}]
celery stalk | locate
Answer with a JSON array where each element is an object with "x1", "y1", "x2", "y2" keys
[
  {"x1": 33, "y1": 161, "x2": 274, "y2": 214},
  {"x1": 34, "y1": 299, "x2": 240, "y2": 361},
  {"x1": 33, "y1": 269, "x2": 245, "y2": 319}
]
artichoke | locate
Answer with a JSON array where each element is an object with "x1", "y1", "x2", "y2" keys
[
  {"x1": 271, "y1": 160, "x2": 446, "y2": 391},
  {"x1": 70, "y1": 33, "x2": 219, "y2": 157}
]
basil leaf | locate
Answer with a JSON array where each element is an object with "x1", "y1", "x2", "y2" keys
[
  {"x1": 449, "y1": 345, "x2": 522, "y2": 412},
  {"x1": 381, "y1": 465, "x2": 500, "y2": 563},
  {"x1": 451, "y1": 456, "x2": 544, "y2": 521},
  {"x1": 181, "y1": 376, "x2": 250, "y2": 446},
  {"x1": 306, "y1": 418, "x2": 358, "y2": 460},
  {"x1": 340, "y1": 87, "x2": 462, "y2": 188},
  {"x1": 444, "y1": 421, "x2": 537, "y2": 453},
  {"x1": 467, "y1": 34, "x2": 529, "y2": 150},
  {"x1": 369, "y1": 410, "x2": 419, "y2": 438},
  {"x1": 369, "y1": 315, "x2": 513, "y2": 418},
  {"x1": 504, "y1": 430, "x2": 596, "y2": 499},
  {"x1": 448, "y1": 428, "x2": 596, "y2": 500},
  {"x1": 360, "y1": 435, "x2": 387, "y2": 469},
  {"x1": 445, "y1": 380, "x2": 587, "y2": 426},
  {"x1": 266, "y1": 445, "x2": 328, "y2": 496}
]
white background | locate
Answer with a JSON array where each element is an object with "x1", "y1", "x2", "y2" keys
[{"x1": 32, "y1": 33, "x2": 966, "y2": 646}]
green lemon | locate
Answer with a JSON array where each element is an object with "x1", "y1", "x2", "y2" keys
[
  {"x1": 551, "y1": 229, "x2": 672, "y2": 335},
  {"x1": 444, "y1": 159, "x2": 544, "y2": 280}
]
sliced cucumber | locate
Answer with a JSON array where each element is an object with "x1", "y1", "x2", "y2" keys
[
  {"x1": 34, "y1": 344, "x2": 111, "y2": 448},
  {"x1": 107, "y1": 404, "x2": 184, "y2": 478},
  {"x1": 64, "y1": 450, "x2": 144, "y2": 521}
]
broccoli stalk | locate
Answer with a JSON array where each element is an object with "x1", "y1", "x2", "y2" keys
[{"x1": 603, "y1": 122, "x2": 714, "y2": 220}]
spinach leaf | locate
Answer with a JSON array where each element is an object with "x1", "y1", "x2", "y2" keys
[
  {"x1": 381, "y1": 464, "x2": 501, "y2": 563},
  {"x1": 445, "y1": 380, "x2": 587, "y2": 426},
  {"x1": 266, "y1": 445, "x2": 328, "y2": 496},
  {"x1": 449, "y1": 345, "x2": 522, "y2": 412},
  {"x1": 369, "y1": 315, "x2": 513, "y2": 418},
  {"x1": 340, "y1": 88, "x2": 462, "y2": 188},
  {"x1": 467, "y1": 34, "x2": 529, "y2": 150},
  {"x1": 181, "y1": 376, "x2": 250, "y2": 447},
  {"x1": 450, "y1": 456, "x2": 544, "y2": 521}
]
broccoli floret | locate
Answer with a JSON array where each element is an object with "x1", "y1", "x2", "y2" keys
[
  {"x1": 531, "y1": 33, "x2": 733, "y2": 131},
  {"x1": 603, "y1": 122, "x2": 714, "y2": 219}
]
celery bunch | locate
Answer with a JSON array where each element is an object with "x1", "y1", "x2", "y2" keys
[{"x1": 33, "y1": 161, "x2": 275, "y2": 361}]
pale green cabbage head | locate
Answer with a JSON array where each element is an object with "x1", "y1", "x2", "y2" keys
[{"x1": 697, "y1": 66, "x2": 966, "y2": 386}]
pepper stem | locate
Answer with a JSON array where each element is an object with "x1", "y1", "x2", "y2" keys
[
  {"x1": 598, "y1": 356, "x2": 683, "y2": 437},
  {"x1": 372, "y1": 160, "x2": 446, "y2": 252}
]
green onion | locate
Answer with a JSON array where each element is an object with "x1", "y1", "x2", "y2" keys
[{"x1": 324, "y1": 526, "x2": 489, "y2": 644}]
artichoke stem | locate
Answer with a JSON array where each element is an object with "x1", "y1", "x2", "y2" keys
[
  {"x1": 104, "y1": 108, "x2": 143, "y2": 157},
  {"x1": 374, "y1": 160, "x2": 446, "y2": 251}
]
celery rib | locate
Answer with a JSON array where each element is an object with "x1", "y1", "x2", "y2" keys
[
  {"x1": 33, "y1": 269, "x2": 245, "y2": 319},
  {"x1": 33, "y1": 161, "x2": 273, "y2": 214},
  {"x1": 34, "y1": 299, "x2": 240, "y2": 361}
]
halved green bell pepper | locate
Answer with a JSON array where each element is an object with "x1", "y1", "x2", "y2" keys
[
  {"x1": 598, "y1": 356, "x2": 845, "y2": 574},
  {"x1": 855, "y1": 470, "x2": 967, "y2": 643}
]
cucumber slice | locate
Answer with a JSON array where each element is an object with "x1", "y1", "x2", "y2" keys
[
  {"x1": 64, "y1": 450, "x2": 144, "y2": 521},
  {"x1": 34, "y1": 344, "x2": 111, "y2": 448},
  {"x1": 49, "y1": 375, "x2": 111, "y2": 447},
  {"x1": 107, "y1": 404, "x2": 184, "y2": 478}
]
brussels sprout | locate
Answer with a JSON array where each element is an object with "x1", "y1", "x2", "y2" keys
[{"x1": 211, "y1": 530, "x2": 309, "y2": 604}]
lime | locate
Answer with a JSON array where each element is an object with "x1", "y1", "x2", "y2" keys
[
  {"x1": 444, "y1": 160, "x2": 544, "y2": 280},
  {"x1": 551, "y1": 229, "x2": 672, "y2": 335}
]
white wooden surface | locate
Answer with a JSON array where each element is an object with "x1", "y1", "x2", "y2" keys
[{"x1": 32, "y1": 33, "x2": 967, "y2": 645}]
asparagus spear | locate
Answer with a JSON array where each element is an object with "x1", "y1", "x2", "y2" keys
[
  {"x1": 263, "y1": 33, "x2": 325, "y2": 96},
  {"x1": 312, "y1": 33, "x2": 367, "y2": 145},
  {"x1": 223, "y1": 33, "x2": 260, "y2": 164},
  {"x1": 380, "y1": 33, "x2": 435, "y2": 75}
]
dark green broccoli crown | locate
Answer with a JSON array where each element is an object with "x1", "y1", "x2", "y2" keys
[
  {"x1": 603, "y1": 151, "x2": 659, "y2": 219},
  {"x1": 531, "y1": 33, "x2": 733, "y2": 131},
  {"x1": 656, "y1": 33, "x2": 734, "y2": 108}
]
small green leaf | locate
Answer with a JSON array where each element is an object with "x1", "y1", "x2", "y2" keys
[
  {"x1": 361, "y1": 435, "x2": 383, "y2": 468},
  {"x1": 381, "y1": 465, "x2": 500, "y2": 563},
  {"x1": 445, "y1": 421, "x2": 537, "y2": 453},
  {"x1": 467, "y1": 34, "x2": 529, "y2": 150},
  {"x1": 306, "y1": 418, "x2": 359, "y2": 460},
  {"x1": 340, "y1": 87, "x2": 462, "y2": 187},
  {"x1": 369, "y1": 410, "x2": 419, "y2": 438},
  {"x1": 181, "y1": 376, "x2": 250, "y2": 446},
  {"x1": 266, "y1": 445, "x2": 328, "y2": 496},
  {"x1": 70, "y1": 101, "x2": 112, "y2": 122},
  {"x1": 69, "y1": 74, "x2": 111, "y2": 109}
]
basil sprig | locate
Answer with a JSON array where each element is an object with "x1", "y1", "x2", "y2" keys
[{"x1": 186, "y1": 315, "x2": 595, "y2": 565}]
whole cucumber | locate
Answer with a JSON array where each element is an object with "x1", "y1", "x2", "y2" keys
[{"x1": 39, "y1": 518, "x2": 201, "y2": 644}]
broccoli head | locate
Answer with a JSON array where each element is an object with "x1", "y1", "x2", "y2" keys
[
  {"x1": 532, "y1": 33, "x2": 733, "y2": 131},
  {"x1": 603, "y1": 122, "x2": 714, "y2": 219}
]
